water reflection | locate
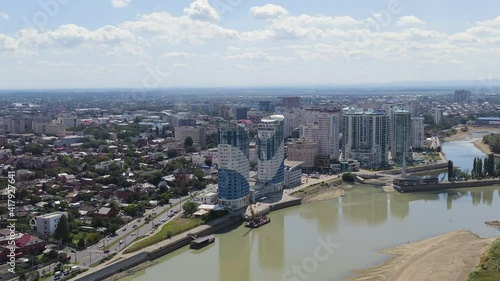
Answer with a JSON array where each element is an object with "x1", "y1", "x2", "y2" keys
[
  {"x1": 219, "y1": 225, "x2": 251, "y2": 281},
  {"x1": 342, "y1": 188, "x2": 388, "y2": 226},
  {"x1": 258, "y1": 214, "x2": 284, "y2": 271},
  {"x1": 299, "y1": 200, "x2": 339, "y2": 234}
]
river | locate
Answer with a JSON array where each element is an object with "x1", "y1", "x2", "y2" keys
[{"x1": 125, "y1": 140, "x2": 498, "y2": 281}]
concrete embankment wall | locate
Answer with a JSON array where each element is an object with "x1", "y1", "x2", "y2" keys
[
  {"x1": 74, "y1": 252, "x2": 148, "y2": 281},
  {"x1": 396, "y1": 179, "x2": 500, "y2": 192},
  {"x1": 269, "y1": 198, "x2": 302, "y2": 211},
  {"x1": 383, "y1": 163, "x2": 448, "y2": 175}
]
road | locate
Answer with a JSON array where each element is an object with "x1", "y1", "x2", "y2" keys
[{"x1": 41, "y1": 193, "x2": 195, "y2": 280}]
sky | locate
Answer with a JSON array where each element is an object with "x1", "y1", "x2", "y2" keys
[{"x1": 1, "y1": 0, "x2": 500, "y2": 89}]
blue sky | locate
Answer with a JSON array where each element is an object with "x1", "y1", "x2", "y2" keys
[{"x1": 1, "y1": 0, "x2": 500, "y2": 89}]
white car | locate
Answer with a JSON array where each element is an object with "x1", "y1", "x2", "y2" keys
[
  {"x1": 98, "y1": 244, "x2": 104, "y2": 249},
  {"x1": 119, "y1": 240, "x2": 124, "y2": 244}
]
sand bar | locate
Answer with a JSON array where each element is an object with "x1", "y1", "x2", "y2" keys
[{"x1": 348, "y1": 230, "x2": 495, "y2": 281}]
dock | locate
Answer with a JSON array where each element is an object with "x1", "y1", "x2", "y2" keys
[{"x1": 189, "y1": 235, "x2": 215, "y2": 249}]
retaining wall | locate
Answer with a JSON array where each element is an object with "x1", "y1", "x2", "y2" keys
[
  {"x1": 383, "y1": 163, "x2": 448, "y2": 175},
  {"x1": 395, "y1": 179, "x2": 500, "y2": 192}
]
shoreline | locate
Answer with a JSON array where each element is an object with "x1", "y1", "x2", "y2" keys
[{"x1": 347, "y1": 230, "x2": 495, "y2": 281}]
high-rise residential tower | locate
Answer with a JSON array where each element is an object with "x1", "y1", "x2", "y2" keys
[
  {"x1": 217, "y1": 120, "x2": 250, "y2": 209},
  {"x1": 342, "y1": 108, "x2": 389, "y2": 168},
  {"x1": 257, "y1": 115, "x2": 285, "y2": 189},
  {"x1": 391, "y1": 109, "x2": 412, "y2": 164},
  {"x1": 411, "y1": 117, "x2": 425, "y2": 149},
  {"x1": 434, "y1": 107, "x2": 443, "y2": 124},
  {"x1": 454, "y1": 90, "x2": 471, "y2": 103}
]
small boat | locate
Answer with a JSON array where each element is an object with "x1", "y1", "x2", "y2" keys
[
  {"x1": 245, "y1": 217, "x2": 271, "y2": 228},
  {"x1": 190, "y1": 235, "x2": 215, "y2": 249}
]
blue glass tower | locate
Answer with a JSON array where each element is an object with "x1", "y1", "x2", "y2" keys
[{"x1": 217, "y1": 120, "x2": 250, "y2": 209}]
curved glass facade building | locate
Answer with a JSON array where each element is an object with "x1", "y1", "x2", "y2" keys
[
  {"x1": 217, "y1": 120, "x2": 250, "y2": 209},
  {"x1": 257, "y1": 115, "x2": 285, "y2": 187}
]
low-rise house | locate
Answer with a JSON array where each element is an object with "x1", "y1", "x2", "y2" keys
[{"x1": 94, "y1": 207, "x2": 118, "y2": 218}]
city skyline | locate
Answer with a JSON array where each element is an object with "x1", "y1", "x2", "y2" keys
[{"x1": 1, "y1": 1, "x2": 500, "y2": 89}]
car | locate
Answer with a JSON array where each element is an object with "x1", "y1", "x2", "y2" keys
[
  {"x1": 54, "y1": 271, "x2": 62, "y2": 277},
  {"x1": 71, "y1": 266, "x2": 80, "y2": 272},
  {"x1": 137, "y1": 219, "x2": 141, "y2": 222},
  {"x1": 104, "y1": 250, "x2": 110, "y2": 254},
  {"x1": 131, "y1": 233, "x2": 135, "y2": 236},
  {"x1": 70, "y1": 250, "x2": 76, "y2": 253},
  {"x1": 119, "y1": 240, "x2": 124, "y2": 244},
  {"x1": 63, "y1": 269, "x2": 71, "y2": 276},
  {"x1": 123, "y1": 228, "x2": 127, "y2": 231},
  {"x1": 107, "y1": 237, "x2": 111, "y2": 241},
  {"x1": 98, "y1": 244, "x2": 104, "y2": 249},
  {"x1": 132, "y1": 224, "x2": 137, "y2": 228}
]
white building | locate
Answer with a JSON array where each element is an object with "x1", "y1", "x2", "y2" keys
[
  {"x1": 257, "y1": 115, "x2": 285, "y2": 190},
  {"x1": 200, "y1": 192, "x2": 218, "y2": 205},
  {"x1": 284, "y1": 160, "x2": 303, "y2": 189},
  {"x1": 299, "y1": 110, "x2": 341, "y2": 161},
  {"x1": 35, "y1": 211, "x2": 68, "y2": 236},
  {"x1": 95, "y1": 159, "x2": 125, "y2": 171},
  {"x1": 411, "y1": 117, "x2": 425, "y2": 149}
]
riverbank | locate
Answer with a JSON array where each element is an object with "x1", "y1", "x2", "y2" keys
[
  {"x1": 348, "y1": 230, "x2": 495, "y2": 281},
  {"x1": 443, "y1": 126, "x2": 500, "y2": 142}
]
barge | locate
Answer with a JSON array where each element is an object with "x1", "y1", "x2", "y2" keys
[{"x1": 190, "y1": 235, "x2": 215, "y2": 249}]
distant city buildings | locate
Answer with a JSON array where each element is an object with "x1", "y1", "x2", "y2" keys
[
  {"x1": 258, "y1": 101, "x2": 274, "y2": 112},
  {"x1": 455, "y1": 90, "x2": 471, "y2": 103},
  {"x1": 342, "y1": 108, "x2": 389, "y2": 168},
  {"x1": 282, "y1": 97, "x2": 300, "y2": 109},
  {"x1": 411, "y1": 117, "x2": 425, "y2": 149},
  {"x1": 217, "y1": 120, "x2": 250, "y2": 209},
  {"x1": 234, "y1": 107, "x2": 248, "y2": 120}
]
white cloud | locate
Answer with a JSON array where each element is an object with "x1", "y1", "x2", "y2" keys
[
  {"x1": 0, "y1": 12, "x2": 8, "y2": 21},
  {"x1": 161, "y1": 52, "x2": 196, "y2": 58},
  {"x1": 477, "y1": 16, "x2": 500, "y2": 27},
  {"x1": 250, "y1": 4, "x2": 289, "y2": 19},
  {"x1": 121, "y1": 12, "x2": 238, "y2": 43},
  {"x1": 111, "y1": 0, "x2": 132, "y2": 8},
  {"x1": 225, "y1": 51, "x2": 289, "y2": 63},
  {"x1": 397, "y1": 16, "x2": 426, "y2": 26},
  {"x1": 184, "y1": 0, "x2": 220, "y2": 22}
]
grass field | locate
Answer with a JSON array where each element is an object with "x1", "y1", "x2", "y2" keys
[
  {"x1": 124, "y1": 217, "x2": 202, "y2": 254},
  {"x1": 468, "y1": 239, "x2": 500, "y2": 281}
]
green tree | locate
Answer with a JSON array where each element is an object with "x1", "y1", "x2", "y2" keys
[
  {"x1": 478, "y1": 158, "x2": 483, "y2": 178},
  {"x1": 182, "y1": 201, "x2": 199, "y2": 216},
  {"x1": 184, "y1": 136, "x2": 194, "y2": 148},
  {"x1": 472, "y1": 158, "x2": 477, "y2": 178},
  {"x1": 77, "y1": 237, "x2": 85, "y2": 249},
  {"x1": 204, "y1": 159, "x2": 212, "y2": 166},
  {"x1": 342, "y1": 172, "x2": 355, "y2": 183},
  {"x1": 124, "y1": 204, "x2": 139, "y2": 217},
  {"x1": 167, "y1": 149, "x2": 178, "y2": 159},
  {"x1": 54, "y1": 215, "x2": 70, "y2": 243}
]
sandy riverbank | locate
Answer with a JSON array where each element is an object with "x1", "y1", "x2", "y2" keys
[
  {"x1": 348, "y1": 230, "x2": 495, "y2": 281},
  {"x1": 443, "y1": 126, "x2": 500, "y2": 142}
]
